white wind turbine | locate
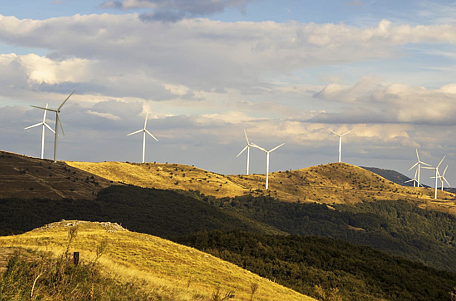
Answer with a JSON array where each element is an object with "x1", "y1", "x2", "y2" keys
[
  {"x1": 127, "y1": 112, "x2": 158, "y2": 163},
  {"x1": 408, "y1": 149, "x2": 430, "y2": 187},
  {"x1": 237, "y1": 129, "x2": 253, "y2": 175},
  {"x1": 251, "y1": 142, "x2": 285, "y2": 190},
  {"x1": 424, "y1": 155, "x2": 446, "y2": 199},
  {"x1": 25, "y1": 103, "x2": 55, "y2": 159},
  {"x1": 331, "y1": 129, "x2": 353, "y2": 163},
  {"x1": 404, "y1": 169, "x2": 419, "y2": 187},
  {"x1": 432, "y1": 165, "x2": 450, "y2": 192},
  {"x1": 31, "y1": 91, "x2": 75, "y2": 163}
]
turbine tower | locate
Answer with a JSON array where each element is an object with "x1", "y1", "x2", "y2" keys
[
  {"x1": 251, "y1": 142, "x2": 285, "y2": 190},
  {"x1": 237, "y1": 129, "x2": 253, "y2": 175},
  {"x1": 128, "y1": 112, "x2": 158, "y2": 163},
  {"x1": 25, "y1": 103, "x2": 55, "y2": 159},
  {"x1": 408, "y1": 149, "x2": 430, "y2": 187},
  {"x1": 31, "y1": 91, "x2": 75, "y2": 163},
  {"x1": 424, "y1": 155, "x2": 446, "y2": 199},
  {"x1": 331, "y1": 129, "x2": 352, "y2": 163}
]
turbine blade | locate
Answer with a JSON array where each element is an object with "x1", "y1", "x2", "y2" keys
[
  {"x1": 251, "y1": 143, "x2": 267, "y2": 152},
  {"x1": 420, "y1": 161, "x2": 431, "y2": 166},
  {"x1": 404, "y1": 179, "x2": 414, "y2": 183},
  {"x1": 269, "y1": 143, "x2": 285, "y2": 153},
  {"x1": 437, "y1": 155, "x2": 446, "y2": 169},
  {"x1": 409, "y1": 162, "x2": 419, "y2": 171},
  {"x1": 330, "y1": 130, "x2": 340, "y2": 136},
  {"x1": 415, "y1": 149, "x2": 420, "y2": 161},
  {"x1": 24, "y1": 123, "x2": 42, "y2": 130},
  {"x1": 144, "y1": 112, "x2": 149, "y2": 130},
  {"x1": 127, "y1": 129, "x2": 143, "y2": 136},
  {"x1": 442, "y1": 165, "x2": 448, "y2": 176},
  {"x1": 237, "y1": 145, "x2": 248, "y2": 157},
  {"x1": 145, "y1": 129, "x2": 158, "y2": 141},
  {"x1": 57, "y1": 113, "x2": 65, "y2": 137},
  {"x1": 244, "y1": 129, "x2": 250, "y2": 144},
  {"x1": 341, "y1": 129, "x2": 353, "y2": 136},
  {"x1": 58, "y1": 90, "x2": 75, "y2": 110},
  {"x1": 44, "y1": 123, "x2": 55, "y2": 133},
  {"x1": 444, "y1": 177, "x2": 451, "y2": 187},
  {"x1": 42, "y1": 103, "x2": 49, "y2": 122},
  {"x1": 31, "y1": 105, "x2": 56, "y2": 112},
  {"x1": 422, "y1": 166, "x2": 435, "y2": 170}
]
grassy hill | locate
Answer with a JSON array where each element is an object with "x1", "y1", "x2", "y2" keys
[
  {"x1": 0, "y1": 220, "x2": 312, "y2": 301},
  {"x1": 0, "y1": 151, "x2": 112, "y2": 200},
  {"x1": 66, "y1": 160, "x2": 456, "y2": 216}
]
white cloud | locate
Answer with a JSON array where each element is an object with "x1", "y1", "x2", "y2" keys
[{"x1": 312, "y1": 77, "x2": 456, "y2": 125}]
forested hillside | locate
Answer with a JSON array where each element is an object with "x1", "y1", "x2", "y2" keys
[
  {"x1": 177, "y1": 231, "x2": 456, "y2": 301},
  {"x1": 205, "y1": 195, "x2": 456, "y2": 272}
]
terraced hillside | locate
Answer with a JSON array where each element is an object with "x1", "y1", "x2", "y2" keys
[{"x1": 0, "y1": 220, "x2": 313, "y2": 301}]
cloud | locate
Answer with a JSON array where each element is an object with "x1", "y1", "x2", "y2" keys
[
  {"x1": 101, "y1": 0, "x2": 251, "y2": 22},
  {"x1": 1, "y1": 14, "x2": 456, "y2": 102},
  {"x1": 312, "y1": 77, "x2": 456, "y2": 125}
]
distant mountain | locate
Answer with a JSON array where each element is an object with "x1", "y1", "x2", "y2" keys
[{"x1": 361, "y1": 166, "x2": 431, "y2": 188}]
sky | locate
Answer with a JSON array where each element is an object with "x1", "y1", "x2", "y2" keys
[{"x1": 1, "y1": 0, "x2": 456, "y2": 187}]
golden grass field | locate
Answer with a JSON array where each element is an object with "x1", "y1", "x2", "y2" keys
[
  {"x1": 0, "y1": 220, "x2": 315, "y2": 301},
  {"x1": 66, "y1": 160, "x2": 456, "y2": 216}
]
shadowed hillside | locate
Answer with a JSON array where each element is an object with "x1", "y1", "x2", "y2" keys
[
  {"x1": 0, "y1": 220, "x2": 313, "y2": 301},
  {"x1": 0, "y1": 151, "x2": 112, "y2": 200}
]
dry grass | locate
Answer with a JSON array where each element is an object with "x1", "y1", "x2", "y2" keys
[
  {"x1": 67, "y1": 161, "x2": 456, "y2": 216},
  {"x1": 0, "y1": 220, "x2": 314, "y2": 301}
]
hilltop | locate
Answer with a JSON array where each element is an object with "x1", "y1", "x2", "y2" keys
[
  {"x1": 0, "y1": 220, "x2": 312, "y2": 301},
  {"x1": 66, "y1": 159, "x2": 456, "y2": 215}
]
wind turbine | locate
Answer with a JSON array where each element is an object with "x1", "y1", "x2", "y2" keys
[
  {"x1": 31, "y1": 91, "x2": 75, "y2": 163},
  {"x1": 25, "y1": 103, "x2": 55, "y2": 159},
  {"x1": 432, "y1": 165, "x2": 450, "y2": 192},
  {"x1": 331, "y1": 129, "x2": 352, "y2": 163},
  {"x1": 127, "y1": 112, "x2": 158, "y2": 163},
  {"x1": 408, "y1": 149, "x2": 430, "y2": 187},
  {"x1": 251, "y1": 142, "x2": 285, "y2": 190},
  {"x1": 237, "y1": 129, "x2": 253, "y2": 175},
  {"x1": 424, "y1": 155, "x2": 446, "y2": 199},
  {"x1": 404, "y1": 168, "x2": 419, "y2": 187}
]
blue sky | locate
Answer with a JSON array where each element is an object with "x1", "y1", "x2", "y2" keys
[{"x1": 1, "y1": 0, "x2": 456, "y2": 188}]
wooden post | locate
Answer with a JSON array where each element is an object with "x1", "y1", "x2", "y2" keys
[{"x1": 73, "y1": 252, "x2": 79, "y2": 265}]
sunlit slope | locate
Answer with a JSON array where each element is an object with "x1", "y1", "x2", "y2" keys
[
  {"x1": 67, "y1": 160, "x2": 456, "y2": 214},
  {"x1": 66, "y1": 161, "x2": 248, "y2": 198},
  {"x1": 0, "y1": 220, "x2": 313, "y2": 301},
  {"x1": 0, "y1": 151, "x2": 111, "y2": 200}
]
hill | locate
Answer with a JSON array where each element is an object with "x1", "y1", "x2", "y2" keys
[
  {"x1": 67, "y1": 160, "x2": 456, "y2": 215},
  {"x1": 177, "y1": 230, "x2": 456, "y2": 301},
  {"x1": 0, "y1": 220, "x2": 312, "y2": 301},
  {"x1": 0, "y1": 151, "x2": 113, "y2": 200}
]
